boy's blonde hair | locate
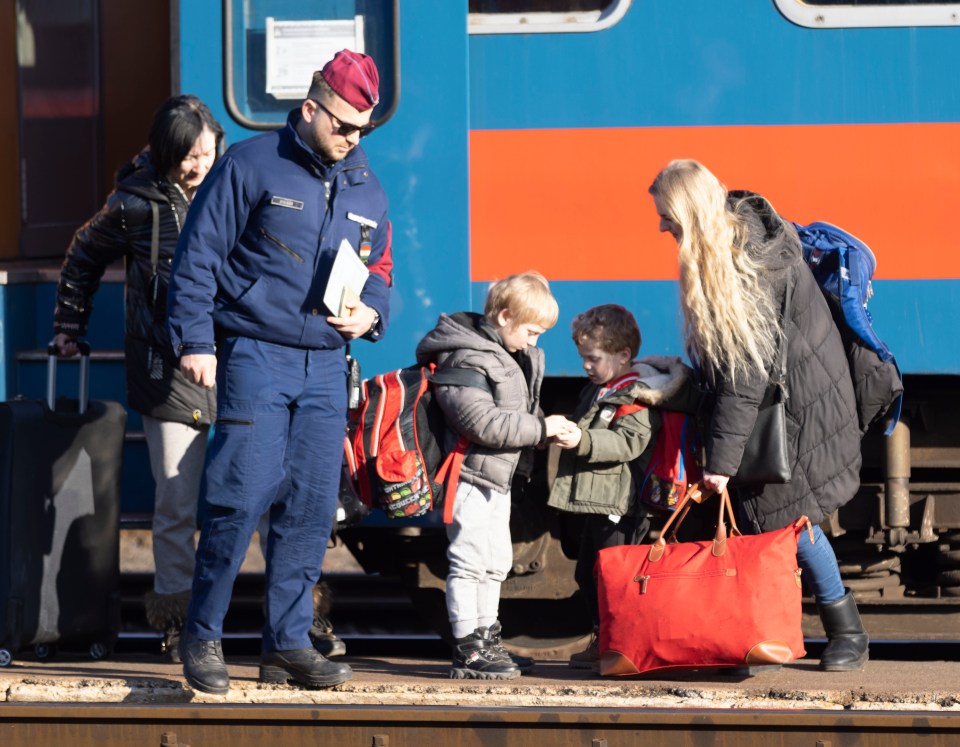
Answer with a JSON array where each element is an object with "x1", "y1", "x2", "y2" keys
[
  {"x1": 571, "y1": 304, "x2": 641, "y2": 358},
  {"x1": 484, "y1": 271, "x2": 559, "y2": 328}
]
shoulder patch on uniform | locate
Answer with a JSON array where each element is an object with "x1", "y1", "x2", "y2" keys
[{"x1": 271, "y1": 196, "x2": 304, "y2": 210}]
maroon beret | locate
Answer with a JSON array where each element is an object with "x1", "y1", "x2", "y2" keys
[{"x1": 320, "y1": 49, "x2": 380, "y2": 112}]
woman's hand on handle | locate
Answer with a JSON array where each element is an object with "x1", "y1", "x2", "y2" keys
[
  {"x1": 52, "y1": 333, "x2": 80, "y2": 358},
  {"x1": 702, "y1": 471, "x2": 730, "y2": 495}
]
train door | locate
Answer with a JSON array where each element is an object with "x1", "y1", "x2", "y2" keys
[{"x1": 9, "y1": 0, "x2": 171, "y2": 260}]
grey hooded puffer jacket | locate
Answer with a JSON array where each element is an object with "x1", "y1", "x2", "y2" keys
[{"x1": 415, "y1": 311, "x2": 546, "y2": 493}]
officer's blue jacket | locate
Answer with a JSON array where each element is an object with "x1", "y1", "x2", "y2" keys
[{"x1": 167, "y1": 110, "x2": 392, "y2": 357}]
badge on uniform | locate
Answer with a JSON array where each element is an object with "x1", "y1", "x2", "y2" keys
[
  {"x1": 271, "y1": 196, "x2": 304, "y2": 210},
  {"x1": 348, "y1": 212, "x2": 377, "y2": 264},
  {"x1": 358, "y1": 226, "x2": 372, "y2": 263}
]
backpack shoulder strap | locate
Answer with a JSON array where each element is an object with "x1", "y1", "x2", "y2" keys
[{"x1": 428, "y1": 366, "x2": 492, "y2": 395}]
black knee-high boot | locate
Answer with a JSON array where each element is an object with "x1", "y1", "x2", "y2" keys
[{"x1": 817, "y1": 590, "x2": 869, "y2": 671}]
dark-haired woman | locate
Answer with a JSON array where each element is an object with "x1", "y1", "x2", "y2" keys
[{"x1": 53, "y1": 95, "x2": 224, "y2": 661}]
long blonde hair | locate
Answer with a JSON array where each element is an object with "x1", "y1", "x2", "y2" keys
[{"x1": 649, "y1": 159, "x2": 778, "y2": 383}]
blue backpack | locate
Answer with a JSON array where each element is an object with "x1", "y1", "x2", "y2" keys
[{"x1": 794, "y1": 221, "x2": 903, "y2": 435}]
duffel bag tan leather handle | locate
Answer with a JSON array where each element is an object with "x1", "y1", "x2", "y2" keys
[
  {"x1": 649, "y1": 485, "x2": 741, "y2": 562},
  {"x1": 711, "y1": 488, "x2": 742, "y2": 557},
  {"x1": 649, "y1": 484, "x2": 701, "y2": 561}
]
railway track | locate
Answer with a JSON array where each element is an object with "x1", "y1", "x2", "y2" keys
[{"x1": 1, "y1": 702, "x2": 959, "y2": 746}]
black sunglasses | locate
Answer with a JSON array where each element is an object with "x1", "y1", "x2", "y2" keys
[{"x1": 310, "y1": 99, "x2": 376, "y2": 139}]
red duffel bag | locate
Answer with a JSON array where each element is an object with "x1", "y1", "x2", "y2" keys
[{"x1": 596, "y1": 485, "x2": 810, "y2": 676}]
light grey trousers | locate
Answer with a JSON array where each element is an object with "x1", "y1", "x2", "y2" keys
[
  {"x1": 445, "y1": 482, "x2": 513, "y2": 639},
  {"x1": 142, "y1": 415, "x2": 209, "y2": 595}
]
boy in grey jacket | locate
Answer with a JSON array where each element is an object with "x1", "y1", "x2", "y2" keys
[
  {"x1": 415, "y1": 271, "x2": 575, "y2": 679},
  {"x1": 548, "y1": 304, "x2": 695, "y2": 670}
]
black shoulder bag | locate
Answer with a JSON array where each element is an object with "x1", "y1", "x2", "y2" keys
[{"x1": 732, "y1": 272, "x2": 793, "y2": 485}]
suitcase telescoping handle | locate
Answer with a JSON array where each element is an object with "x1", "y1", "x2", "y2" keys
[{"x1": 46, "y1": 340, "x2": 91, "y2": 415}]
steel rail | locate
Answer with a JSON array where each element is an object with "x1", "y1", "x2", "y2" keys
[{"x1": 1, "y1": 703, "x2": 959, "y2": 746}]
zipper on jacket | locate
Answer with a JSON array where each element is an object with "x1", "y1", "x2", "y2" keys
[
  {"x1": 260, "y1": 227, "x2": 304, "y2": 263},
  {"x1": 316, "y1": 165, "x2": 367, "y2": 252}
]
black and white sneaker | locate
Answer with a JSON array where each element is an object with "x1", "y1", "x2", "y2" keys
[
  {"x1": 449, "y1": 627, "x2": 520, "y2": 680},
  {"x1": 486, "y1": 621, "x2": 534, "y2": 674}
]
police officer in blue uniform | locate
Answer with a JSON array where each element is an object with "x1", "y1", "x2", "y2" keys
[{"x1": 168, "y1": 50, "x2": 392, "y2": 694}]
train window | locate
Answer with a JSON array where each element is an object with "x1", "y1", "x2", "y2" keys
[
  {"x1": 468, "y1": 0, "x2": 630, "y2": 34},
  {"x1": 775, "y1": 0, "x2": 960, "y2": 27},
  {"x1": 223, "y1": 0, "x2": 397, "y2": 131}
]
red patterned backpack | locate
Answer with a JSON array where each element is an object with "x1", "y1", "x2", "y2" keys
[{"x1": 343, "y1": 365, "x2": 489, "y2": 520}]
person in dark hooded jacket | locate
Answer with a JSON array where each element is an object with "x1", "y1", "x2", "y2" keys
[
  {"x1": 53, "y1": 95, "x2": 223, "y2": 661},
  {"x1": 648, "y1": 158, "x2": 868, "y2": 672}
]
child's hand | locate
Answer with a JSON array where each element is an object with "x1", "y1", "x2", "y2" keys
[
  {"x1": 553, "y1": 427, "x2": 582, "y2": 450},
  {"x1": 544, "y1": 414, "x2": 576, "y2": 438}
]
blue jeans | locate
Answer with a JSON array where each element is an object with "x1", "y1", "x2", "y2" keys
[
  {"x1": 796, "y1": 524, "x2": 846, "y2": 604},
  {"x1": 185, "y1": 337, "x2": 347, "y2": 652}
]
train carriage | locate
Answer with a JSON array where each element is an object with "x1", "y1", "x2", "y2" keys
[{"x1": 3, "y1": 0, "x2": 960, "y2": 653}]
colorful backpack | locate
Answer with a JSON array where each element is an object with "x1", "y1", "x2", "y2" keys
[
  {"x1": 794, "y1": 221, "x2": 904, "y2": 435},
  {"x1": 635, "y1": 410, "x2": 703, "y2": 512},
  {"x1": 343, "y1": 364, "x2": 488, "y2": 520}
]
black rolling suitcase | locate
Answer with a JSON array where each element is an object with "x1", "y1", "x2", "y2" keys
[{"x1": 0, "y1": 343, "x2": 126, "y2": 666}]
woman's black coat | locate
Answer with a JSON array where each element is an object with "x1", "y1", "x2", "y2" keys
[
  {"x1": 703, "y1": 192, "x2": 861, "y2": 530},
  {"x1": 53, "y1": 148, "x2": 216, "y2": 425}
]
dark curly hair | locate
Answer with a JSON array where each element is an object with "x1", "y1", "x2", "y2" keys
[{"x1": 571, "y1": 304, "x2": 641, "y2": 358}]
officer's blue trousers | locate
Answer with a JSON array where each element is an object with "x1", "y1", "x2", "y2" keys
[{"x1": 185, "y1": 337, "x2": 347, "y2": 652}]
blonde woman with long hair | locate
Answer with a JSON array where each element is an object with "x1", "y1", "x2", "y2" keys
[{"x1": 649, "y1": 159, "x2": 868, "y2": 672}]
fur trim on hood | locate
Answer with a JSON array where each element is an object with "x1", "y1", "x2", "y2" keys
[{"x1": 629, "y1": 355, "x2": 695, "y2": 408}]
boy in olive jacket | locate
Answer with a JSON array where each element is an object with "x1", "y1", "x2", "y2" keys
[{"x1": 548, "y1": 304, "x2": 695, "y2": 669}]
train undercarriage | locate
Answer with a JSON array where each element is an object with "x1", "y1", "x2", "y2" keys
[{"x1": 338, "y1": 374, "x2": 960, "y2": 657}]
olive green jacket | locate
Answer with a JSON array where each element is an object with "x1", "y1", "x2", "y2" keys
[{"x1": 547, "y1": 356, "x2": 695, "y2": 517}]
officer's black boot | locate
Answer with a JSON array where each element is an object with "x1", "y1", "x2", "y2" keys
[
  {"x1": 486, "y1": 621, "x2": 534, "y2": 674},
  {"x1": 817, "y1": 590, "x2": 869, "y2": 672},
  {"x1": 260, "y1": 647, "x2": 353, "y2": 687},
  {"x1": 449, "y1": 627, "x2": 520, "y2": 680},
  {"x1": 179, "y1": 629, "x2": 230, "y2": 695}
]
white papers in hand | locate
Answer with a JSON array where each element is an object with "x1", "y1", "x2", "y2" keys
[{"x1": 324, "y1": 238, "x2": 369, "y2": 316}]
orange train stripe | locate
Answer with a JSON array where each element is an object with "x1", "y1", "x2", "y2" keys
[{"x1": 469, "y1": 122, "x2": 960, "y2": 281}]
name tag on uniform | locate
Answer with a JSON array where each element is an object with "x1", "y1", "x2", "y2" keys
[
  {"x1": 271, "y1": 196, "x2": 304, "y2": 210},
  {"x1": 347, "y1": 212, "x2": 378, "y2": 229}
]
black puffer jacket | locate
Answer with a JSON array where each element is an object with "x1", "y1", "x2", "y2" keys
[
  {"x1": 703, "y1": 192, "x2": 861, "y2": 530},
  {"x1": 54, "y1": 148, "x2": 216, "y2": 425}
]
